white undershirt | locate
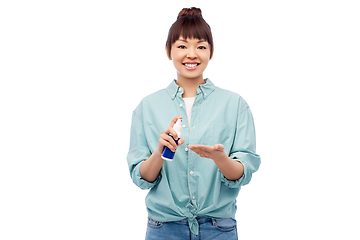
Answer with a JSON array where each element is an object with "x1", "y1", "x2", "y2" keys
[{"x1": 183, "y1": 97, "x2": 196, "y2": 126}]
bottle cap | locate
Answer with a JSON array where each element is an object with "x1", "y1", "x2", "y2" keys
[{"x1": 173, "y1": 118, "x2": 182, "y2": 138}]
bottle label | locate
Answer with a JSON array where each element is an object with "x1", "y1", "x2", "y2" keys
[{"x1": 161, "y1": 135, "x2": 179, "y2": 161}]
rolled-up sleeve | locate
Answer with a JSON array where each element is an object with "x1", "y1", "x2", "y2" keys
[
  {"x1": 221, "y1": 100, "x2": 261, "y2": 188},
  {"x1": 127, "y1": 106, "x2": 161, "y2": 190}
]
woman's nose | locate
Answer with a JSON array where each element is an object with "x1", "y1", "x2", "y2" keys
[{"x1": 187, "y1": 48, "x2": 197, "y2": 59}]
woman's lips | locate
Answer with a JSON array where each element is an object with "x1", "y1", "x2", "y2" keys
[{"x1": 183, "y1": 62, "x2": 200, "y2": 70}]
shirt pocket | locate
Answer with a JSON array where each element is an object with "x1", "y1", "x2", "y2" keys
[{"x1": 200, "y1": 121, "x2": 235, "y2": 148}]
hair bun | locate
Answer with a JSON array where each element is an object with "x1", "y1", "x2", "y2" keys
[{"x1": 177, "y1": 7, "x2": 202, "y2": 19}]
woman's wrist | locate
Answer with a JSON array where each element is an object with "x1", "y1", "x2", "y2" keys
[
  {"x1": 211, "y1": 150, "x2": 229, "y2": 164},
  {"x1": 212, "y1": 153, "x2": 244, "y2": 181}
]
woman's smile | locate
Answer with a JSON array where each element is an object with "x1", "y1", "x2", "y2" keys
[{"x1": 183, "y1": 62, "x2": 200, "y2": 70}]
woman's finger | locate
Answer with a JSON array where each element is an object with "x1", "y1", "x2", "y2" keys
[
  {"x1": 162, "y1": 122, "x2": 180, "y2": 140},
  {"x1": 189, "y1": 145, "x2": 212, "y2": 153},
  {"x1": 160, "y1": 133, "x2": 177, "y2": 149},
  {"x1": 159, "y1": 138, "x2": 176, "y2": 152},
  {"x1": 169, "y1": 116, "x2": 182, "y2": 128},
  {"x1": 167, "y1": 127, "x2": 179, "y2": 140},
  {"x1": 213, "y1": 144, "x2": 224, "y2": 152}
]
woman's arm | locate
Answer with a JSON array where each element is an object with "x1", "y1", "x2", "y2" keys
[
  {"x1": 188, "y1": 144, "x2": 244, "y2": 181},
  {"x1": 140, "y1": 116, "x2": 184, "y2": 183},
  {"x1": 139, "y1": 149, "x2": 163, "y2": 183}
]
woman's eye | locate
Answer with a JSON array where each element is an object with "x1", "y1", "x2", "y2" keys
[
  {"x1": 198, "y1": 46, "x2": 206, "y2": 50},
  {"x1": 178, "y1": 45, "x2": 187, "y2": 49}
]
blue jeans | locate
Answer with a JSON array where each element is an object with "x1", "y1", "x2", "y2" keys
[{"x1": 145, "y1": 217, "x2": 238, "y2": 240}]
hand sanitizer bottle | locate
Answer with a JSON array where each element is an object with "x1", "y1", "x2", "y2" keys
[{"x1": 161, "y1": 118, "x2": 182, "y2": 161}]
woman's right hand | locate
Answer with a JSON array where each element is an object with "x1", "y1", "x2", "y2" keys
[
  {"x1": 140, "y1": 116, "x2": 185, "y2": 182},
  {"x1": 157, "y1": 116, "x2": 185, "y2": 154}
]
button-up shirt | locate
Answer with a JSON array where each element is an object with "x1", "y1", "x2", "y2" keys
[{"x1": 127, "y1": 79, "x2": 261, "y2": 235}]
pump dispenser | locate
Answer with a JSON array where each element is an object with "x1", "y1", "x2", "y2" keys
[{"x1": 161, "y1": 119, "x2": 182, "y2": 161}]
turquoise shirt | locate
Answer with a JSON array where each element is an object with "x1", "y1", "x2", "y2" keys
[{"x1": 127, "y1": 79, "x2": 260, "y2": 235}]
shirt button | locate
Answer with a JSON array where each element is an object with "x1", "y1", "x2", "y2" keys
[
  {"x1": 185, "y1": 147, "x2": 189, "y2": 151},
  {"x1": 180, "y1": 103, "x2": 183, "y2": 107},
  {"x1": 190, "y1": 171, "x2": 193, "y2": 175},
  {"x1": 204, "y1": 93, "x2": 207, "y2": 96},
  {"x1": 182, "y1": 124, "x2": 186, "y2": 128},
  {"x1": 192, "y1": 196, "x2": 196, "y2": 200}
]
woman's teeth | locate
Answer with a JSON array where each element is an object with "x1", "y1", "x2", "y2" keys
[{"x1": 184, "y1": 63, "x2": 198, "y2": 67}]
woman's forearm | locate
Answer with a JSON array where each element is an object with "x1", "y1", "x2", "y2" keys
[
  {"x1": 139, "y1": 149, "x2": 164, "y2": 183},
  {"x1": 213, "y1": 152, "x2": 244, "y2": 181}
]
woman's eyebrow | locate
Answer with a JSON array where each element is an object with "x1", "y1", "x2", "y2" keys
[{"x1": 177, "y1": 39, "x2": 207, "y2": 43}]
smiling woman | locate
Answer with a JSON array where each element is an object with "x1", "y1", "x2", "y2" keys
[{"x1": 127, "y1": 7, "x2": 260, "y2": 240}]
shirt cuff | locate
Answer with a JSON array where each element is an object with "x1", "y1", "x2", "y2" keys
[
  {"x1": 219, "y1": 159, "x2": 246, "y2": 189},
  {"x1": 131, "y1": 162, "x2": 162, "y2": 190}
]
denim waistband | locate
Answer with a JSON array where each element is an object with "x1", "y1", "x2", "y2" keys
[{"x1": 175, "y1": 216, "x2": 212, "y2": 224}]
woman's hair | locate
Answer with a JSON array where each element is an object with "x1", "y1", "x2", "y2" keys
[{"x1": 166, "y1": 7, "x2": 214, "y2": 59}]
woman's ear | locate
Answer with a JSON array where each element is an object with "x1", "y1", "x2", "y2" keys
[{"x1": 165, "y1": 45, "x2": 172, "y2": 60}]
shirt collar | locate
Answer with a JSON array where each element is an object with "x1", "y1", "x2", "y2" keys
[{"x1": 167, "y1": 78, "x2": 215, "y2": 100}]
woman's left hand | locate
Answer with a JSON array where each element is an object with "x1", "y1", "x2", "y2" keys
[
  {"x1": 188, "y1": 144, "x2": 226, "y2": 161},
  {"x1": 188, "y1": 144, "x2": 244, "y2": 181}
]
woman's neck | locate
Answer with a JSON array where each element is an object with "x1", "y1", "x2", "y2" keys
[{"x1": 176, "y1": 74, "x2": 205, "y2": 98}]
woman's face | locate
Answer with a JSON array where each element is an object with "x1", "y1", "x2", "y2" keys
[{"x1": 168, "y1": 37, "x2": 211, "y2": 81}]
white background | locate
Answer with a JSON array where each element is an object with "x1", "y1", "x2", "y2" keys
[{"x1": 1, "y1": 0, "x2": 359, "y2": 239}]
